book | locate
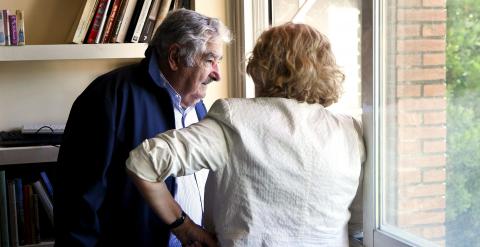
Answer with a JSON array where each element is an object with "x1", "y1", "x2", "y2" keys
[
  {"x1": 85, "y1": 0, "x2": 111, "y2": 44},
  {"x1": 109, "y1": 0, "x2": 129, "y2": 42},
  {"x1": 22, "y1": 184, "x2": 32, "y2": 245},
  {"x1": 40, "y1": 172, "x2": 53, "y2": 201},
  {"x1": 31, "y1": 194, "x2": 40, "y2": 244},
  {"x1": 14, "y1": 178, "x2": 24, "y2": 245},
  {"x1": 152, "y1": 0, "x2": 172, "y2": 35},
  {"x1": 0, "y1": 171, "x2": 10, "y2": 247},
  {"x1": 139, "y1": 0, "x2": 160, "y2": 43},
  {"x1": 101, "y1": 0, "x2": 123, "y2": 43},
  {"x1": 0, "y1": 12, "x2": 5, "y2": 45},
  {"x1": 15, "y1": 10, "x2": 25, "y2": 46},
  {"x1": 171, "y1": 0, "x2": 180, "y2": 10},
  {"x1": 8, "y1": 14, "x2": 17, "y2": 46},
  {"x1": 113, "y1": 0, "x2": 138, "y2": 43},
  {"x1": 131, "y1": 0, "x2": 152, "y2": 43},
  {"x1": 31, "y1": 181, "x2": 53, "y2": 226},
  {"x1": 66, "y1": 0, "x2": 99, "y2": 44},
  {"x1": 2, "y1": 10, "x2": 10, "y2": 46},
  {"x1": 95, "y1": 0, "x2": 113, "y2": 43},
  {"x1": 124, "y1": 0, "x2": 145, "y2": 42},
  {"x1": 7, "y1": 180, "x2": 19, "y2": 247}
]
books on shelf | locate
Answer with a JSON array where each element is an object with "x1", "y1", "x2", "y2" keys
[
  {"x1": 94, "y1": 0, "x2": 113, "y2": 43},
  {"x1": 66, "y1": 0, "x2": 99, "y2": 44},
  {"x1": 7, "y1": 180, "x2": 19, "y2": 247},
  {"x1": 130, "y1": 0, "x2": 152, "y2": 43},
  {"x1": 113, "y1": 0, "x2": 138, "y2": 43},
  {"x1": 110, "y1": 0, "x2": 135, "y2": 43},
  {"x1": 0, "y1": 170, "x2": 54, "y2": 245},
  {"x1": 65, "y1": 0, "x2": 191, "y2": 44},
  {"x1": 100, "y1": 0, "x2": 123, "y2": 43},
  {"x1": 39, "y1": 172, "x2": 53, "y2": 201},
  {"x1": 0, "y1": 9, "x2": 26, "y2": 46},
  {"x1": 31, "y1": 181, "x2": 53, "y2": 227},
  {"x1": 153, "y1": 0, "x2": 172, "y2": 35},
  {"x1": 14, "y1": 178, "x2": 25, "y2": 246},
  {"x1": 139, "y1": 0, "x2": 161, "y2": 43},
  {"x1": 86, "y1": 0, "x2": 111, "y2": 44},
  {"x1": 0, "y1": 171, "x2": 10, "y2": 247}
]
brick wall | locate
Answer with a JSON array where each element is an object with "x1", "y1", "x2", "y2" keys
[{"x1": 395, "y1": 0, "x2": 447, "y2": 245}]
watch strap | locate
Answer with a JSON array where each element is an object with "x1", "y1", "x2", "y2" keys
[{"x1": 167, "y1": 211, "x2": 187, "y2": 229}]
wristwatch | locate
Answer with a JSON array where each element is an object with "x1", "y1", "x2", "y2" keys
[{"x1": 167, "y1": 211, "x2": 187, "y2": 229}]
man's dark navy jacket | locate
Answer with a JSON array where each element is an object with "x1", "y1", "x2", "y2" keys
[{"x1": 54, "y1": 51, "x2": 207, "y2": 247}]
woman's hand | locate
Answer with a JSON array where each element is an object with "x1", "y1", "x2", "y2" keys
[{"x1": 172, "y1": 217, "x2": 218, "y2": 247}]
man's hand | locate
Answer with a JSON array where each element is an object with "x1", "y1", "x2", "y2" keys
[{"x1": 172, "y1": 217, "x2": 218, "y2": 247}]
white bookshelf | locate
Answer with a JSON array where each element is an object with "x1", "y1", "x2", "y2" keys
[
  {"x1": 23, "y1": 241, "x2": 55, "y2": 247},
  {"x1": 0, "y1": 43, "x2": 148, "y2": 61},
  {"x1": 0, "y1": 146, "x2": 59, "y2": 165}
]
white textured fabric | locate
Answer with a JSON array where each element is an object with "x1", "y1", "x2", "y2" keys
[
  {"x1": 126, "y1": 98, "x2": 365, "y2": 247},
  {"x1": 169, "y1": 106, "x2": 208, "y2": 247},
  {"x1": 172, "y1": 107, "x2": 206, "y2": 226}
]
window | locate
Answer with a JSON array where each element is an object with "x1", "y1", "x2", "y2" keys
[
  {"x1": 372, "y1": 0, "x2": 480, "y2": 246},
  {"x1": 236, "y1": 0, "x2": 362, "y2": 117},
  {"x1": 233, "y1": 0, "x2": 479, "y2": 246}
]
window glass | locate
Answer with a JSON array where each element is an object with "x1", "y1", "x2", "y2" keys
[
  {"x1": 269, "y1": 0, "x2": 362, "y2": 117},
  {"x1": 379, "y1": 0, "x2": 480, "y2": 246}
]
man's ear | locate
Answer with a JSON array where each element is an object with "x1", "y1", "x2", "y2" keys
[{"x1": 168, "y1": 44, "x2": 181, "y2": 71}]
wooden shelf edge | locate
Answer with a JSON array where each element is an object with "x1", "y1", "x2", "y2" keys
[
  {"x1": 0, "y1": 146, "x2": 59, "y2": 165},
  {"x1": 21, "y1": 241, "x2": 55, "y2": 247},
  {"x1": 0, "y1": 43, "x2": 148, "y2": 61}
]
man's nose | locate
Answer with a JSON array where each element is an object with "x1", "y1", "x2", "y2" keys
[{"x1": 209, "y1": 63, "x2": 221, "y2": 81}]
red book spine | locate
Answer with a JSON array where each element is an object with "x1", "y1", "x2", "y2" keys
[
  {"x1": 86, "y1": 0, "x2": 110, "y2": 44},
  {"x1": 101, "y1": 0, "x2": 122, "y2": 43}
]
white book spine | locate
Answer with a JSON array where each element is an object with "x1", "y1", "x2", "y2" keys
[
  {"x1": 32, "y1": 181, "x2": 54, "y2": 226},
  {"x1": 94, "y1": 0, "x2": 112, "y2": 43},
  {"x1": 115, "y1": 0, "x2": 138, "y2": 42},
  {"x1": 0, "y1": 11, "x2": 5, "y2": 45},
  {"x1": 16, "y1": 10, "x2": 25, "y2": 46},
  {"x1": 73, "y1": 0, "x2": 99, "y2": 44},
  {"x1": 2, "y1": 10, "x2": 10, "y2": 46},
  {"x1": 131, "y1": 0, "x2": 152, "y2": 43}
]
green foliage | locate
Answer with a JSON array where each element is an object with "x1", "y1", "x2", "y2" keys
[
  {"x1": 446, "y1": 103, "x2": 480, "y2": 219},
  {"x1": 446, "y1": 0, "x2": 480, "y2": 245}
]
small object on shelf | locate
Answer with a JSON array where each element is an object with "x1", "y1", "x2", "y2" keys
[
  {"x1": 8, "y1": 13, "x2": 17, "y2": 46},
  {"x1": 0, "y1": 12, "x2": 6, "y2": 45},
  {"x1": 0, "y1": 130, "x2": 63, "y2": 147},
  {"x1": 2, "y1": 10, "x2": 11, "y2": 46},
  {"x1": 21, "y1": 124, "x2": 65, "y2": 135},
  {"x1": 66, "y1": 0, "x2": 99, "y2": 44},
  {"x1": 16, "y1": 10, "x2": 25, "y2": 46}
]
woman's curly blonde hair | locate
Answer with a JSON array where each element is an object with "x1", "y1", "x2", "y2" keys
[{"x1": 246, "y1": 23, "x2": 344, "y2": 106}]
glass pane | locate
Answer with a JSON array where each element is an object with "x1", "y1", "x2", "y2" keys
[
  {"x1": 380, "y1": 0, "x2": 480, "y2": 246},
  {"x1": 270, "y1": 0, "x2": 362, "y2": 117}
]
